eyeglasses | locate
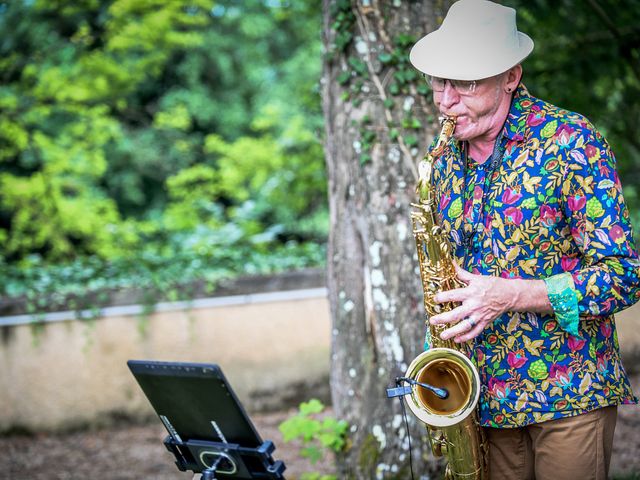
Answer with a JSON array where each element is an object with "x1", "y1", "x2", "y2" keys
[{"x1": 424, "y1": 75, "x2": 477, "y2": 95}]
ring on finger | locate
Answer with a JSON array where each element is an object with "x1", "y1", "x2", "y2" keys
[{"x1": 466, "y1": 316, "x2": 477, "y2": 329}]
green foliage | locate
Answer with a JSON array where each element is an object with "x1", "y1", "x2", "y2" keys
[
  {"x1": 0, "y1": 0, "x2": 327, "y2": 308},
  {"x1": 1, "y1": 242, "x2": 325, "y2": 316},
  {"x1": 279, "y1": 399, "x2": 348, "y2": 478},
  {"x1": 5, "y1": 0, "x2": 638, "y2": 311},
  {"x1": 298, "y1": 475, "x2": 336, "y2": 480},
  {"x1": 0, "y1": 0, "x2": 212, "y2": 261},
  {"x1": 164, "y1": 164, "x2": 222, "y2": 231},
  {"x1": 327, "y1": 1, "x2": 434, "y2": 168}
]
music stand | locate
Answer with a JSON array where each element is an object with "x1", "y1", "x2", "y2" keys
[{"x1": 127, "y1": 360, "x2": 286, "y2": 479}]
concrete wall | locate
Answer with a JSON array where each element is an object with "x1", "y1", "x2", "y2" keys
[{"x1": 0, "y1": 288, "x2": 331, "y2": 433}]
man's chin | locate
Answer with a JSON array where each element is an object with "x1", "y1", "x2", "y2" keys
[
  {"x1": 453, "y1": 129, "x2": 470, "y2": 141},
  {"x1": 453, "y1": 121, "x2": 477, "y2": 141}
]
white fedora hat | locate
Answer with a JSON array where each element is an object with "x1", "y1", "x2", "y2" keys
[{"x1": 410, "y1": 0, "x2": 534, "y2": 81}]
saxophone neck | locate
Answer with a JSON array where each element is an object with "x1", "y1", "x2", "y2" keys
[
  {"x1": 431, "y1": 116, "x2": 457, "y2": 158},
  {"x1": 417, "y1": 116, "x2": 457, "y2": 204}
]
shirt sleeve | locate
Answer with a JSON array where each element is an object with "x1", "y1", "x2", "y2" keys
[{"x1": 556, "y1": 125, "x2": 640, "y2": 319}]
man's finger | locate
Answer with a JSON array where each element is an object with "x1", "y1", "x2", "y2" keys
[
  {"x1": 453, "y1": 322, "x2": 485, "y2": 343},
  {"x1": 434, "y1": 287, "x2": 467, "y2": 304},
  {"x1": 455, "y1": 263, "x2": 475, "y2": 283},
  {"x1": 439, "y1": 317, "x2": 475, "y2": 340},
  {"x1": 430, "y1": 306, "x2": 469, "y2": 325}
]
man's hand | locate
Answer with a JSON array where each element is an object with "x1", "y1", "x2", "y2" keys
[{"x1": 429, "y1": 263, "x2": 552, "y2": 343}]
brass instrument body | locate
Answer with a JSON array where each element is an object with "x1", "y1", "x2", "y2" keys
[{"x1": 405, "y1": 118, "x2": 489, "y2": 479}]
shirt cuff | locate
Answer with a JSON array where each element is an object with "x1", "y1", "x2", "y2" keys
[
  {"x1": 543, "y1": 272, "x2": 581, "y2": 337},
  {"x1": 424, "y1": 328, "x2": 432, "y2": 351}
]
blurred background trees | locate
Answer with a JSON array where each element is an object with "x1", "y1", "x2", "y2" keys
[{"x1": 0, "y1": 0, "x2": 327, "y2": 309}]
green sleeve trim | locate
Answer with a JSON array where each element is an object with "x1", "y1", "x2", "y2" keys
[
  {"x1": 424, "y1": 328, "x2": 432, "y2": 351},
  {"x1": 544, "y1": 272, "x2": 581, "y2": 338}
]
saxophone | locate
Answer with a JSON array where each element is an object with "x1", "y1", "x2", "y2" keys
[{"x1": 405, "y1": 117, "x2": 489, "y2": 479}]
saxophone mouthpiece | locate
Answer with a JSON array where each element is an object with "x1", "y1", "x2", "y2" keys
[
  {"x1": 428, "y1": 116, "x2": 457, "y2": 160},
  {"x1": 438, "y1": 115, "x2": 457, "y2": 124}
]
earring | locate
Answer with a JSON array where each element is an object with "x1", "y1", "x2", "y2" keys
[{"x1": 506, "y1": 88, "x2": 512, "y2": 93}]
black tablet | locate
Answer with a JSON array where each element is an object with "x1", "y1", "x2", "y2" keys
[{"x1": 127, "y1": 360, "x2": 262, "y2": 448}]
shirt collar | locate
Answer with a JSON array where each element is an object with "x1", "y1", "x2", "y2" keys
[{"x1": 502, "y1": 83, "x2": 532, "y2": 143}]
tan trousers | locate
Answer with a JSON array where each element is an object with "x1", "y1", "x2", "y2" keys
[{"x1": 484, "y1": 406, "x2": 617, "y2": 480}]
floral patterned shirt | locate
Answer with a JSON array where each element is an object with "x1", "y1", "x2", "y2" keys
[{"x1": 431, "y1": 84, "x2": 640, "y2": 428}]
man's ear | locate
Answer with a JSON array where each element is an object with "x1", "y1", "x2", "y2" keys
[{"x1": 505, "y1": 64, "x2": 523, "y2": 93}]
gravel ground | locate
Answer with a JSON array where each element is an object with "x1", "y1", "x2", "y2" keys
[
  {"x1": 2, "y1": 375, "x2": 640, "y2": 480},
  {"x1": 0, "y1": 409, "x2": 334, "y2": 480}
]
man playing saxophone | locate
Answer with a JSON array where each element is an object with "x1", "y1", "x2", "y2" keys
[{"x1": 409, "y1": 1, "x2": 640, "y2": 478}]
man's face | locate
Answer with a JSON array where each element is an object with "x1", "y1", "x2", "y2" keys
[{"x1": 433, "y1": 75, "x2": 508, "y2": 143}]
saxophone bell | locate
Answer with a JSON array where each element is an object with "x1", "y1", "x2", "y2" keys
[{"x1": 404, "y1": 348, "x2": 480, "y2": 428}]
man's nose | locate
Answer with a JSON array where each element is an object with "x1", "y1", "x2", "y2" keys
[{"x1": 438, "y1": 81, "x2": 459, "y2": 109}]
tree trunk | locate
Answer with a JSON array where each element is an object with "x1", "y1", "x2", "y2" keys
[{"x1": 321, "y1": 1, "x2": 453, "y2": 478}]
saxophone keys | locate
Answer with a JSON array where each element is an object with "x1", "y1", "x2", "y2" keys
[{"x1": 429, "y1": 429, "x2": 447, "y2": 456}]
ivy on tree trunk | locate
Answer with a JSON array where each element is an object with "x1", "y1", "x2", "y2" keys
[{"x1": 321, "y1": 0, "x2": 453, "y2": 477}]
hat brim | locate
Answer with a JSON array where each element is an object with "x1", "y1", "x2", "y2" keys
[{"x1": 410, "y1": 31, "x2": 534, "y2": 81}]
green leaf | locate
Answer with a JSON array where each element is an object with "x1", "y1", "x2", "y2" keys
[
  {"x1": 404, "y1": 69, "x2": 417, "y2": 81},
  {"x1": 347, "y1": 57, "x2": 367, "y2": 76},
  {"x1": 393, "y1": 33, "x2": 416, "y2": 47},
  {"x1": 300, "y1": 445, "x2": 323, "y2": 463},
  {"x1": 378, "y1": 52, "x2": 393, "y2": 64},
  {"x1": 405, "y1": 134, "x2": 418, "y2": 147},
  {"x1": 337, "y1": 71, "x2": 351, "y2": 85},
  {"x1": 300, "y1": 398, "x2": 325, "y2": 415},
  {"x1": 417, "y1": 83, "x2": 430, "y2": 95},
  {"x1": 393, "y1": 70, "x2": 406, "y2": 84},
  {"x1": 362, "y1": 130, "x2": 376, "y2": 143}
]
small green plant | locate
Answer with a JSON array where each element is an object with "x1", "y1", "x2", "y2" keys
[{"x1": 278, "y1": 399, "x2": 349, "y2": 480}]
